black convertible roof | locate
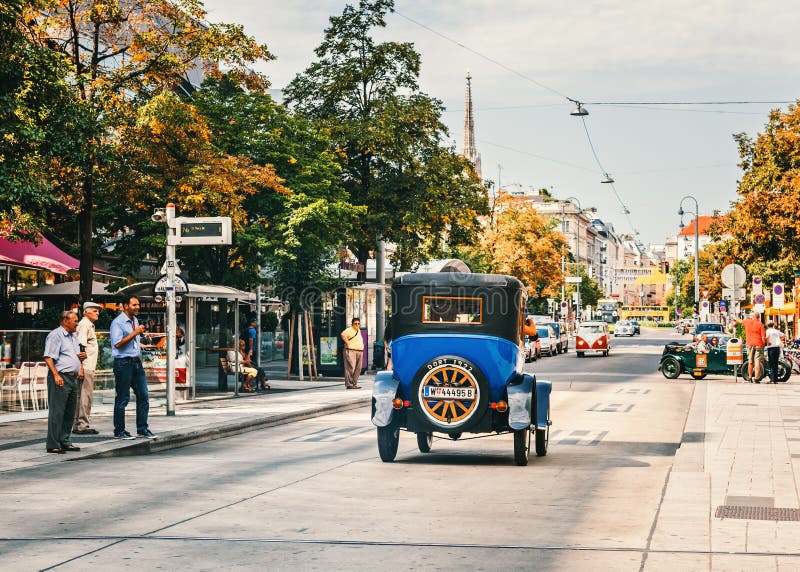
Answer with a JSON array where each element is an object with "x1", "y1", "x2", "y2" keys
[{"x1": 394, "y1": 272, "x2": 525, "y2": 290}]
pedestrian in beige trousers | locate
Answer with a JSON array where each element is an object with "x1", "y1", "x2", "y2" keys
[
  {"x1": 340, "y1": 317, "x2": 364, "y2": 389},
  {"x1": 73, "y1": 301, "x2": 101, "y2": 434}
]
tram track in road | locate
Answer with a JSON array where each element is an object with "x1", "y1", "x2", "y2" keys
[{"x1": 5, "y1": 533, "x2": 800, "y2": 559}]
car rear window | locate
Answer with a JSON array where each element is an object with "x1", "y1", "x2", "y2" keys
[{"x1": 422, "y1": 296, "x2": 482, "y2": 324}]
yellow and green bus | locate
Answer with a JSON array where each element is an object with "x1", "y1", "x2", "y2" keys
[{"x1": 619, "y1": 305, "x2": 670, "y2": 322}]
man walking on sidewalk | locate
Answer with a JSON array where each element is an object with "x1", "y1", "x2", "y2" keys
[
  {"x1": 43, "y1": 311, "x2": 86, "y2": 453},
  {"x1": 340, "y1": 317, "x2": 364, "y2": 389},
  {"x1": 737, "y1": 311, "x2": 766, "y2": 382},
  {"x1": 110, "y1": 295, "x2": 157, "y2": 440},
  {"x1": 765, "y1": 320, "x2": 786, "y2": 383},
  {"x1": 73, "y1": 301, "x2": 101, "y2": 435}
]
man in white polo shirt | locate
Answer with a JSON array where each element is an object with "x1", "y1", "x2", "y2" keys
[{"x1": 74, "y1": 301, "x2": 101, "y2": 434}]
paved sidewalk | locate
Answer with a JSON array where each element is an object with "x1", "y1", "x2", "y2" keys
[
  {"x1": 646, "y1": 378, "x2": 800, "y2": 570},
  {"x1": 0, "y1": 375, "x2": 374, "y2": 473}
]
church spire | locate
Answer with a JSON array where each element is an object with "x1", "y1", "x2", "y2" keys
[{"x1": 461, "y1": 72, "x2": 481, "y2": 179}]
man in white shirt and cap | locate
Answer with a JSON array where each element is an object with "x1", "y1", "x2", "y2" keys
[
  {"x1": 74, "y1": 301, "x2": 101, "y2": 434},
  {"x1": 765, "y1": 320, "x2": 786, "y2": 383}
]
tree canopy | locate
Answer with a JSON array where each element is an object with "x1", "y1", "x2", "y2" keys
[
  {"x1": 285, "y1": 0, "x2": 487, "y2": 273},
  {"x1": 22, "y1": 0, "x2": 271, "y2": 302},
  {"x1": 725, "y1": 102, "x2": 800, "y2": 283},
  {"x1": 464, "y1": 194, "x2": 569, "y2": 297}
]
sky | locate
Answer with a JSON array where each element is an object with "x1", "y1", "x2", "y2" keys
[{"x1": 201, "y1": 0, "x2": 799, "y2": 245}]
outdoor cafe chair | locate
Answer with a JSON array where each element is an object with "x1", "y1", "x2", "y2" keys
[
  {"x1": 9, "y1": 362, "x2": 37, "y2": 411},
  {"x1": 30, "y1": 362, "x2": 49, "y2": 411}
]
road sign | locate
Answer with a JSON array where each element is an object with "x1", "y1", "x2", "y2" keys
[
  {"x1": 754, "y1": 303, "x2": 766, "y2": 313},
  {"x1": 153, "y1": 274, "x2": 189, "y2": 296},
  {"x1": 773, "y1": 283, "x2": 785, "y2": 308},
  {"x1": 168, "y1": 216, "x2": 232, "y2": 246},
  {"x1": 721, "y1": 264, "x2": 746, "y2": 288},
  {"x1": 752, "y1": 275, "x2": 763, "y2": 295},
  {"x1": 721, "y1": 287, "x2": 746, "y2": 301},
  {"x1": 565, "y1": 276, "x2": 582, "y2": 283},
  {"x1": 719, "y1": 300, "x2": 727, "y2": 309},
  {"x1": 754, "y1": 293, "x2": 766, "y2": 304}
]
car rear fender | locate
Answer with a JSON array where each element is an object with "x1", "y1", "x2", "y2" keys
[
  {"x1": 507, "y1": 374, "x2": 534, "y2": 430},
  {"x1": 371, "y1": 371, "x2": 400, "y2": 427},
  {"x1": 535, "y1": 379, "x2": 552, "y2": 430}
]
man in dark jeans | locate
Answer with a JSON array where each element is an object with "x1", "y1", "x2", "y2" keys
[
  {"x1": 110, "y1": 295, "x2": 157, "y2": 439},
  {"x1": 765, "y1": 320, "x2": 785, "y2": 383}
]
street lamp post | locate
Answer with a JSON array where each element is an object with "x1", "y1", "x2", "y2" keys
[
  {"x1": 678, "y1": 195, "x2": 700, "y2": 315},
  {"x1": 566, "y1": 196, "x2": 582, "y2": 320}
]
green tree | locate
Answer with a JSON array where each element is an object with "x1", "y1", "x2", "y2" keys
[
  {"x1": 190, "y1": 75, "x2": 364, "y2": 307},
  {"x1": 98, "y1": 91, "x2": 287, "y2": 287},
  {"x1": 27, "y1": 0, "x2": 271, "y2": 303},
  {"x1": 285, "y1": 0, "x2": 487, "y2": 274},
  {"x1": 0, "y1": 0, "x2": 87, "y2": 239},
  {"x1": 725, "y1": 103, "x2": 800, "y2": 283},
  {"x1": 467, "y1": 194, "x2": 568, "y2": 296}
]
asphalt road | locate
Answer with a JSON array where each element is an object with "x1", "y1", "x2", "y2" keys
[{"x1": 1, "y1": 328, "x2": 699, "y2": 571}]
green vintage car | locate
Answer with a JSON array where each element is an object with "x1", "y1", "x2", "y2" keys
[{"x1": 659, "y1": 334, "x2": 790, "y2": 382}]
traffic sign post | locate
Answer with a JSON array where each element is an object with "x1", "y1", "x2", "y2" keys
[
  {"x1": 160, "y1": 204, "x2": 232, "y2": 416},
  {"x1": 721, "y1": 263, "x2": 746, "y2": 321}
]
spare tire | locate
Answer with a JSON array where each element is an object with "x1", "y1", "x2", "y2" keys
[{"x1": 411, "y1": 355, "x2": 489, "y2": 431}]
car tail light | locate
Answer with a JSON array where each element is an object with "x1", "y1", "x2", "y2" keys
[
  {"x1": 392, "y1": 398, "x2": 403, "y2": 410},
  {"x1": 496, "y1": 401, "x2": 508, "y2": 412},
  {"x1": 403, "y1": 400, "x2": 411, "y2": 408}
]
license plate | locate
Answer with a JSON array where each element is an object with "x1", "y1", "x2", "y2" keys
[{"x1": 423, "y1": 386, "x2": 476, "y2": 400}]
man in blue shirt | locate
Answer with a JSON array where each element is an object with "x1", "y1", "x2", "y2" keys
[
  {"x1": 110, "y1": 295, "x2": 157, "y2": 440},
  {"x1": 43, "y1": 311, "x2": 86, "y2": 453}
]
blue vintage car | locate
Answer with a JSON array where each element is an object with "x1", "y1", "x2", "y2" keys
[{"x1": 371, "y1": 273, "x2": 552, "y2": 465}]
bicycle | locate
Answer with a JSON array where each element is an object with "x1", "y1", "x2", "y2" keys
[
  {"x1": 741, "y1": 352, "x2": 792, "y2": 383},
  {"x1": 783, "y1": 348, "x2": 800, "y2": 375}
]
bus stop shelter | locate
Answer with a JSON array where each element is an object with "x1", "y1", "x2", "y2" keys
[{"x1": 116, "y1": 282, "x2": 255, "y2": 398}]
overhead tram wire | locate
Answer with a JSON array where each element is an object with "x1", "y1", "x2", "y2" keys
[
  {"x1": 575, "y1": 116, "x2": 636, "y2": 235},
  {"x1": 394, "y1": 10, "x2": 791, "y2": 238},
  {"x1": 395, "y1": 9, "x2": 638, "y2": 233},
  {"x1": 393, "y1": 10, "x2": 570, "y2": 101},
  {"x1": 587, "y1": 100, "x2": 795, "y2": 106},
  {"x1": 478, "y1": 139, "x2": 598, "y2": 173}
]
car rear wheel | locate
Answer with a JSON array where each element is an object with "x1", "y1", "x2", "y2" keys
[
  {"x1": 513, "y1": 428, "x2": 531, "y2": 466},
  {"x1": 416, "y1": 432, "x2": 433, "y2": 453},
  {"x1": 411, "y1": 356, "x2": 488, "y2": 432},
  {"x1": 377, "y1": 423, "x2": 400, "y2": 462},
  {"x1": 661, "y1": 357, "x2": 681, "y2": 379}
]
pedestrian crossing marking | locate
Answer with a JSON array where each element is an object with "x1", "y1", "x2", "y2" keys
[
  {"x1": 587, "y1": 403, "x2": 635, "y2": 413},
  {"x1": 550, "y1": 429, "x2": 608, "y2": 446}
]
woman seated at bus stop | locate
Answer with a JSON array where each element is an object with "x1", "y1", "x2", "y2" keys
[{"x1": 228, "y1": 339, "x2": 258, "y2": 392}]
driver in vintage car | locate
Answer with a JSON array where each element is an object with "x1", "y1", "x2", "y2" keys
[{"x1": 696, "y1": 333, "x2": 710, "y2": 354}]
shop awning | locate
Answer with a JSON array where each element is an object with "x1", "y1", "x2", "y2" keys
[
  {"x1": 0, "y1": 235, "x2": 113, "y2": 275},
  {"x1": 766, "y1": 301, "x2": 796, "y2": 316},
  {"x1": 10, "y1": 281, "x2": 117, "y2": 299}
]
